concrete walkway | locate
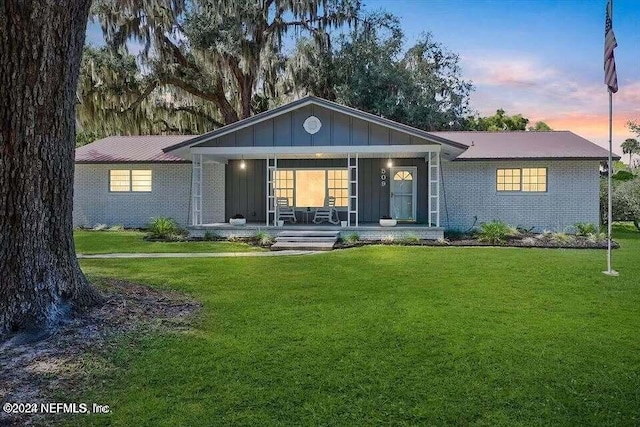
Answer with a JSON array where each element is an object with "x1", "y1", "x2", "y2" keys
[{"x1": 77, "y1": 250, "x2": 319, "y2": 259}]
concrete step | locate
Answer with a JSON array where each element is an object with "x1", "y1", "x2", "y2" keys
[
  {"x1": 271, "y1": 241, "x2": 336, "y2": 251},
  {"x1": 275, "y1": 236, "x2": 338, "y2": 242},
  {"x1": 277, "y1": 230, "x2": 340, "y2": 238}
]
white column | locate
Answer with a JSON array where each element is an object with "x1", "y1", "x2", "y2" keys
[
  {"x1": 347, "y1": 153, "x2": 359, "y2": 227},
  {"x1": 428, "y1": 151, "x2": 440, "y2": 227},
  {"x1": 191, "y1": 153, "x2": 203, "y2": 226},
  {"x1": 266, "y1": 156, "x2": 277, "y2": 226}
]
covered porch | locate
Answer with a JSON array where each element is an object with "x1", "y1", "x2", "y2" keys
[{"x1": 188, "y1": 144, "x2": 443, "y2": 237}]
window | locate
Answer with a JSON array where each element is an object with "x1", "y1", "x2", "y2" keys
[
  {"x1": 273, "y1": 168, "x2": 349, "y2": 208},
  {"x1": 327, "y1": 169, "x2": 349, "y2": 207},
  {"x1": 109, "y1": 169, "x2": 152, "y2": 192},
  {"x1": 496, "y1": 168, "x2": 546, "y2": 192},
  {"x1": 522, "y1": 168, "x2": 547, "y2": 192},
  {"x1": 496, "y1": 168, "x2": 521, "y2": 191},
  {"x1": 273, "y1": 170, "x2": 294, "y2": 206}
]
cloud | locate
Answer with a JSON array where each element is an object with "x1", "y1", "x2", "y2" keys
[{"x1": 461, "y1": 51, "x2": 639, "y2": 154}]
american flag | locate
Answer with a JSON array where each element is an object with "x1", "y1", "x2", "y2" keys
[{"x1": 604, "y1": 0, "x2": 618, "y2": 93}]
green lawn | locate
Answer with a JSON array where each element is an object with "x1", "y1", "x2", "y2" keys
[
  {"x1": 71, "y1": 225, "x2": 640, "y2": 426},
  {"x1": 74, "y1": 230, "x2": 262, "y2": 254}
]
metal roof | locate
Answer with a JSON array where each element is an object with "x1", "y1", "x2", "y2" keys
[
  {"x1": 75, "y1": 135, "x2": 196, "y2": 163},
  {"x1": 431, "y1": 131, "x2": 618, "y2": 161}
]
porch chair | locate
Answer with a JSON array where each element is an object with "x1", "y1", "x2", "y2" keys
[
  {"x1": 276, "y1": 197, "x2": 297, "y2": 223},
  {"x1": 313, "y1": 196, "x2": 340, "y2": 225}
]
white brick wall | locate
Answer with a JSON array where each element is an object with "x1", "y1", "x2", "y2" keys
[
  {"x1": 73, "y1": 162, "x2": 225, "y2": 228},
  {"x1": 440, "y1": 160, "x2": 601, "y2": 232}
]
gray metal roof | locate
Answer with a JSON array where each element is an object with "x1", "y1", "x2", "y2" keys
[
  {"x1": 432, "y1": 131, "x2": 618, "y2": 160},
  {"x1": 75, "y1": 135, "x2": 196, "y2": 163}
]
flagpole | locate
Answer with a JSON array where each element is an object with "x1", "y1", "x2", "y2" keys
[
  {"x1": 603, "y1": 0, "x2": 618, "y2": 276},
  {"x1": 604, "y1": 89, "x2": 618, "y2": 276}
]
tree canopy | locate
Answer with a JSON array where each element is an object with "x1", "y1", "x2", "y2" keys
[
  {"x1": 77, "y1": 2, "x2": 475, "y2": 139},
  {"x1": 463, "y1": 109, "x2": 530, "y2": 131}
]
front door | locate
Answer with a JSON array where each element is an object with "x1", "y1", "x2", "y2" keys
[{"x1": 390, "y1": 167, "x2": 417, "y2": 221}]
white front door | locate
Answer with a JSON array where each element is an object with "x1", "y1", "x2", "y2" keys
[{"x1": 390, "y1": 166, "x2": 417, "y2": 221}]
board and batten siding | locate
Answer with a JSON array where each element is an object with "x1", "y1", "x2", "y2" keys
[
  {"x1": 225, "y1": 158, "x2": 429, "y2": 223},
  {"x1": 195, "y1": 104, "x2": 438, "y2": 148}
]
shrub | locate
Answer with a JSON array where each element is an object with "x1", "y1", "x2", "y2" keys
[
  {"x1": 92, "y1": 223, "x2": 108, "y2": 231},
  {"x1": 551, "y1": 232, "x2": 574, "y2": 245},
  {"x1": 574, "y1": 222, "x2": 597, "y2": 236},
  {"x1": 587, "y1": 232, "x2": 608, "y2": 244},
  {"x1": 615, "y1": 178, "x2": 640, "y2": 231},
  {"x1": 612, "y1": 170, "x2": 636, "y2": 181},
  {"x1": 477, "y1": 221, "x2": 514, "y2": 244},
  {"x1": 435, "y1": 237, "x2": 449, "y2": 245},
  {"x1": 399, "y1": 234, "x2": 420, "y2": 245},
  {"x1": 231, "y1": 213, "x2": 245, "y2": 219},
  {"x1": 203, "y1": 230, "x2": 220, "y2": 241},
  {"x1": 254, "y1": 230, "x2": 274, "y2": 246},
  {"x1": 147, "y1": 217, "x2": 179, "y2": 239},
  {"x1": 381, "y1": 235, "x2": 395, "y2": 244},
  {"x1": 521, "y1": 236, "x2": 538, "y2": 246},
  {"x1": 108, "y1": 224, "x2": 124, "y2": 232},
  {"x1": 343, "y1": 232, "x2": 360, "y2": 244}
]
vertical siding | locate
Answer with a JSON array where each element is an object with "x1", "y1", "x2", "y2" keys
[{"x1": 224, "y1": 157, "x2": 430, "y2": 224}]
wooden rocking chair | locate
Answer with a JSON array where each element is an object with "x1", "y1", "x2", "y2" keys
[{"x1": 313, "y1": 196, "x2": 340, "y2": 225}]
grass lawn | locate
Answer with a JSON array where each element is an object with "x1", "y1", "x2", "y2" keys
[
  {"x1": 72, "y1": 224, "x2": 640, "y2": 426},
  {"x1": 74, "y1": 230, "x2": 263, "y2": 254}
]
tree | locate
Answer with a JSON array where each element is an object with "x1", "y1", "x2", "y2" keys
[
  {"x1": 288, "y1": 13, "x2": 473, "y2": 130},
  {"x1": 82, "y1": 0, "x2": 360, "y2": 134},
  {"x1": 621, "y1": 138, "x2": 640, "y2": 166},
  {"x1": 1, "y1": 0, "x2": 101, "y2": 338},
  {"x1": 528, "y1": 121, "x2": 553, "y2": 131},
  {"x1": 464, "y1": 109, "x2": 529, "y2": 131}
]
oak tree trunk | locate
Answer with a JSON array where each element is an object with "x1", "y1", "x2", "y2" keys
[{"x1": 0, "y1": 0, "x2": 101, "y2": 338}]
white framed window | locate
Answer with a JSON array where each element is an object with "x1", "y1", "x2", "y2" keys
[
  {"x1": 109, "y1": 169, "x2": 152, "y2": 192},
  {"x1": 272, "y1": 168, "x2": 349, "y2": 208},
  {"x1": 496, "y1": 168, "x2": 546, "y2": 192},
  {"x1": 522, "y1": 168, "x2": 547, "y2": 192}
]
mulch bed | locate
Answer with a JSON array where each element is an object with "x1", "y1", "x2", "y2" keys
[
  {"x1": 0, "y1": 280, "x2": 200, "y2": 426},
  {"x1": 336, "y1": 235, "x2": 619, "y2": 250}
]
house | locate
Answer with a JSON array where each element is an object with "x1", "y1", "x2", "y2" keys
[{"x1": 74, "y1": 96, "x2": 616, "y2": 240}]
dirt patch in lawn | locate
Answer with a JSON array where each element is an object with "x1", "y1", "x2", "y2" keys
[{"x1": 0, "y1": 279, "x2": 201, "y2": 426}]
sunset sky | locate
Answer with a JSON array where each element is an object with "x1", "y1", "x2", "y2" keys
[
  {"x1": 86, "y1": 0, "x2": 639, "y2": 157},
  {"x1": 364, "y1": 0, "x2": 639, "y2": 156}
]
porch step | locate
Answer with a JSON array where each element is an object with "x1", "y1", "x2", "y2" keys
[{"x1": 272, "y1": 230, "x2": 339, "y2": 251}]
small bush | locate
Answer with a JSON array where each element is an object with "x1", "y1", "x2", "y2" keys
[
  {"x1": 399, "y1": 234, "x2": 420, "y2": 245},
  {"x1": 381, "y1": 235, "x2": 395, "y2": 244},
  {"x1": 254, "y1": 230, "x2": 274, "y2": 246},
  {"x1": 551, "y1": 232, "x2": 574, "y2": 245},
  {"x1": 574, "y1": 222, "x2": 597, "y2": 236},
  {"x1": 92, "y1": 223, "x2": 108, "y2": 231},
  {"x1": 203, "y1": 230, "x2": 220, "y2": 241},
  {"x1": 108, "y1": 224, "x2": 124, "y2": 232},
  {"x1": 477, "y1": 221, "x2": 514, "y2": 244},
  {"x1": 435, "y1": 237, "x2": 450, "y2": 245},
  {"x1": 521, "y1": 236, "x2": 538, "y2": 246},
  {"x1": 147, "y1": 217, "x2": 180, "y2": 240},
  {"x1": 343, "y1": 232, "x2": 360, "y2": 244},
  {"x1": 586, "y1": 232, "x2": 608, "y2": 244}
]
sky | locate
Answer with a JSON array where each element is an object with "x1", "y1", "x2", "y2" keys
[
  {"x1": 363, "y1": 0, "x2": 639, "y2": 156},
  {"x1": 85, "y1": 0, "x2": 639, "y2": 156}
]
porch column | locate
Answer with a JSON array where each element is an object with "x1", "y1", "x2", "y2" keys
[
  {"x1": 427, "y1": 151, "x2": 440, "y2": 227},
  {"x1": 347, "y1": 153, "x2": 359, "y2": 227},
  {"x1": 191, "y1": 153, "x2": 203, "y2": 226},
  {"x1": 266, "y1": 156, "x2": 277, "y2": 226}
]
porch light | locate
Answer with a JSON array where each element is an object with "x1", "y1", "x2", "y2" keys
[
  {"x1": 387, "y1": 158, "x2": 393, "y2": 168},
  {"x1": 240, "y1": 156, "x2": 246, "y2": 170}
]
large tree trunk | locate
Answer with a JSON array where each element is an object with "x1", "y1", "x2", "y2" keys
[{"x1": 0, "y1": 0, "x2": 101, "y2": 338}]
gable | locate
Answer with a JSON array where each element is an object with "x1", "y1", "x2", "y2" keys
[{"x1": 192, "y1": 104, "x2": 437, "y2": 148}]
